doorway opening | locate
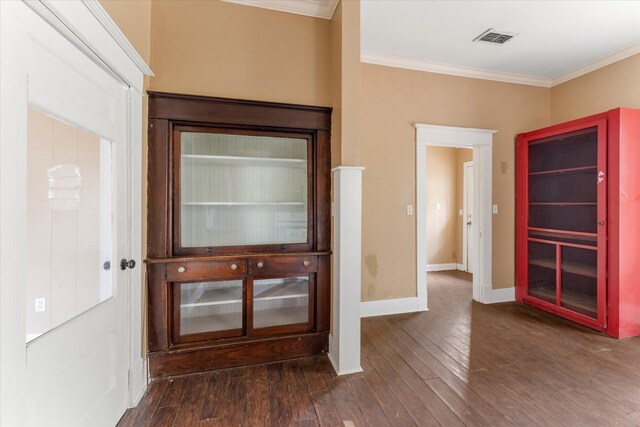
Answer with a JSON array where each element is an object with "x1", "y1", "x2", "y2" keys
[{"x1": 416, "y1": 124, "x2": 496, "y2": 309}]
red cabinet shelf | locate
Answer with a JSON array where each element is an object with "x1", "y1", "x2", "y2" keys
[{"x1": 516, "y1": 108, "x2": 640, "y2": 338}]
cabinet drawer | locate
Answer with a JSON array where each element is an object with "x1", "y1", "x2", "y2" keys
[
  {"x1": 166, "y1": 260, "x2": 246, "y2": 282},
  {"x1": 249, "y1": 256, "x2": 318, "y2": 276}
]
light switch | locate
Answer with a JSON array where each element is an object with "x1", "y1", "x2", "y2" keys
[
  {"x1": 35, "y1": 298, "x2": 46, "y2": 312},
  {"x1": 436, "y1": 203, "x2": 441, "y2": 210},
  {"x1": 407, "y1": 204, "x2": 414, "y2": 216},
  {"x1": 493, "y1": 204, "x2": 498, "y2": 214}
]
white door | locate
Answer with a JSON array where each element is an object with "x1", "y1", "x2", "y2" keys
[
  {"x1": 1, "y1": 3, "x2": 133, "y2": 425},
  {"x1": 463, "y1": 161, "x2": 474, "y2": 274}
]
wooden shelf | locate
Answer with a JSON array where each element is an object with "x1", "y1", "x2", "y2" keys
[
  {"x1": 529, "y1": 258, "x2": 597, "y2": 278},
  {"x1": 182, "y1": 201, "x2": 305, "y2": 206},
  {"x1": 528, "y1": 202, "x2": 596, "y2": 206},
  {"x1": 181, "y1": 280, "x2": 308, "y2": 308},
  {"x1": 182, "y1": 154, "x2": 306, "y2": 167},
  {"x1": 528, "y1": 165, "x2": 597, "y2": 176},
  {"x1": 181, "y1": 288, "x2": 242, "y2": 308},
  {"x1": 528, "y1": 230, "x2": 597, "y2": 244},
  {"x1": 528, "y1": 287, "x2": 597, "y2": 318},
  {"x1": 254, "y1": 280, "x2": 308, "y2": 302}
]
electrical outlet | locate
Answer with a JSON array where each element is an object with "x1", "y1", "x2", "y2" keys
[
  {"x1": 35, "y1": 298, "x2": 46, "y2": 312},
  {"x1": 493, "y1": 204, "x2": 499, "y2": 214},
  {"x1": 406, "y1": 204, "x2": 414, "y2": 216},
  {"x1": 459, "y1": 209, "x2": 463, "y2": 216}
]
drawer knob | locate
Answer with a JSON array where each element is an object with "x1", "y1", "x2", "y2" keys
[
  {"x1": 231, "y1": 263, "x2": 238, "y2": 270},
  {"x1": 257, "y1": 261, "x2": 264, "y2": 268},
  {"x1": 303, "y1": 260, "x2": 311, "y2": 267},
  {"x1": 177, "y1": 266, "x2": 186, "y2": 273}
]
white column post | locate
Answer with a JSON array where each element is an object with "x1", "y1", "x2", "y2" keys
[{"x1": 329, "y1": 166, "x2": 364, "y2": 375}]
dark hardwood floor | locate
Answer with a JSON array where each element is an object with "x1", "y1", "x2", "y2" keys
[{"x1": 119, "y1": 271, "x2": 640, "y2": 426}]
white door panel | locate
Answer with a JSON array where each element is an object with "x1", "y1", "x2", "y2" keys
[{"x1": 2, "y1": 2, "x2": 131, "y2": 426}]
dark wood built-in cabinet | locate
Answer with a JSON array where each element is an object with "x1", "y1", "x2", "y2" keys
[
  {"x1": 146, "y1": 92, "x2": 331, "y2": 377},
  {"x1": 516, "y1": 108, "x2": 640, "y2": 338}
]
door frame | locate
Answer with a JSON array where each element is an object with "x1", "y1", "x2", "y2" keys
[
  {"x1": 0, "y1": 1, "x2": 152, "y2": 423},
  {"x1": 462, "y1": 160, "x2": 473, "y2": 273},
  {"x1": 416, "y1": 124, "x2": 496, "y2": 306}
]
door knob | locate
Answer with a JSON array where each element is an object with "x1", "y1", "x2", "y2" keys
[
  {"x1": 257, "y1": 261, "x2": 264, "y2": 268},
  {"x1": 467, "y1": 221, "x2": 472, "y2": 226},
  {"x1": 231, "y1": 263, "x2": 238, "y2": 270},
  {"x1": 120, "y1": 259, "x2": 136, "y2": 270},
  {"x1": 303, "y1": 260, "x2": 311, "y2": 267}
]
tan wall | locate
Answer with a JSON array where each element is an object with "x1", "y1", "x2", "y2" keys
[
  {"x1": 551, "y1": 54, "x2": 640, "y2": 124},
  {"x1": 426, "y1": 147, "x2": 457, "y2": 265},
  {"x1": 455, "y1": 148, "x2": 473, "y2": 266},
  {"x1": 100, "y1": 1, "x2": 151, "y2": 65},
  {"x1": 149, "y1": 0, "x2": 331, "y2": 106},
  {"x1": 360, "y1": 63, "x2": 550, "y2": 301}
]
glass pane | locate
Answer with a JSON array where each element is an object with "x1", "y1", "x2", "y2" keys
[
  {"x1": 26, "y1": 108, "x2": 113, "y2": 343},
  {"x1": 180, "y1": 131, "x2": 308, "y2": 248},
  {"x1": 253, "y1": 276, "x2": 309, "y2": 329},
  {"x1": 561, "y1": 246, "x2": 597, "y2": 318},
  {"x1": 528, "y1": 241, "x2": 556, "y2": 304},
  {"x1": 179, "y1": 280, "x2": 243, "y2": 336}
]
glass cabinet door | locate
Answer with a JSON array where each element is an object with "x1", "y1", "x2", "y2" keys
[
  {"x1": 252, "y1": 276, "x2": 310, "y2": 332},
  {"x1": 174, "y1": 279, "x2": 244, "y2": 342},
  {"x1": 175, "y1": 128, "x2": 311, "y2": 254}
]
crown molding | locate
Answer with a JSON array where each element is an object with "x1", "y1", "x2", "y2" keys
[
  {"x1": 82, "y1": 0, "x2": 153, "y2": 76},
  {"x1": 222, "y1": 0, "x2": 339, "y2": 20},
  {"x1": 550, "y1": 43, "x2": 640, "y2": 87},
  {"x1": 362, "y1": 46, "x2": 640, "y2": 89},
  {"x1": 361, "y1": 51, "x2": 552, "y2": 87}
]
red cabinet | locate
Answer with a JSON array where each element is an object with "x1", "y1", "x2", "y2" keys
[{"x1": 516, "y1": 108, "x2": 640, "y2": 338}]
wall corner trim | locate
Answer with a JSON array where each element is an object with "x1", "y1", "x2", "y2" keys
[{"x1": 330, "y1": 166, "x2": 363, "y2": 375}]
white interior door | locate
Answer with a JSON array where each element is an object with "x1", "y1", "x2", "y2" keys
[
  {"x1": 1, "y1": 2, "x2": 132, "y2": 425},
  {"x1": 463, "y1": 161, "x2": 474, "y2": 274}
]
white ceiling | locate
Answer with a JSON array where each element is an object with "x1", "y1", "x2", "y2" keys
[{"x1": 361, "y1": 1, "x2": 640, "y2": 86}]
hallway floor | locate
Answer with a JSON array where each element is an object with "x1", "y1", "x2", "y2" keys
[{"x1": 119, "y1": 271, "x2": 640, "y2": 426}]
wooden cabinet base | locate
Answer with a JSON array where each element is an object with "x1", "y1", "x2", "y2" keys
[{"x1": 149, "y1": 332, "x2": 329, "y2": 378}]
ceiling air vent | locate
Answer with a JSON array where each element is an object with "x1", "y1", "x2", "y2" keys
[{"x1": 473, "y1": 28, "x2": 517, "y2": 44}]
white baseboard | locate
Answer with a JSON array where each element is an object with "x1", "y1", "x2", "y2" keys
[
  {"x1": 361, "y1": 296, "x2": 426, "y2": 318},
  {"x1": 426, "y1": 263, "x2": 457, "y2": 271},
  {"x1": 456, "y1": 263, "x2": 465, "y2": 271},
  {"x1": 128, "y1": 357, "x2": 148, "y2": 407},
  {"x1": 486, "y1": 286, "x2": 515, "y2": 303}
]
